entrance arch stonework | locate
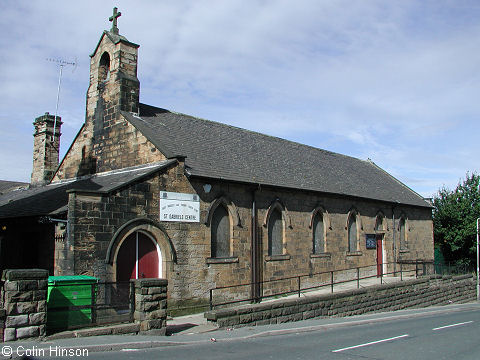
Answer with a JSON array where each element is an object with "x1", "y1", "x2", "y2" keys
[
  {"x1": 116, "y1": 230, "x2": 161, "y2": 280},
  {"x1": 105, "y1": 218, "x2": 176, "y2": 282}
]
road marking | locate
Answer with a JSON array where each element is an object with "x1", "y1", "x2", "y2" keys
[
  {"x1": 432, "y1": 321, "x2": 473, "y2": 331},
  {"x1": 332, "y1": 334, "x2": 409, "y2": 353}
]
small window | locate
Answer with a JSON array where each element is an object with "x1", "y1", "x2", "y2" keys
[
  {"x1": 268, "y1": 208, "x2": 283, "y2": 256},
  {"x1": 399, "y1": 218, "x2": 407, "y2": 249},
  {"x1": 375, "y1": 215, "x2": 383, "y2": 232},
  {"x1": 98, "y1": 52, "x2": 111, "y2": 83},
  {"x1": 211, "y1": 205, "x2": 230, "y2": 258},
  {"x1": 313, "y1": 212, "x2": 325, "y2": 254},
  {"x1": 348, "y1": 214, "x2": 357, "y2": 252}
]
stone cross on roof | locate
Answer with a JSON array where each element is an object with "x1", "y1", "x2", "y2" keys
[{"x1": 109, "y1": 7, "x2": 121, "y2": 35}]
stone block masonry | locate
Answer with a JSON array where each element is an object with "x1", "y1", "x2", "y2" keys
[
  {"x1": 205, "y1": 274, "x2": 476, "y2": 328},
  {"x1": 133, "y1": 278, "x2": 168, "y2": 335},
  {"x1": 1, "y1": 269, "x2": 48, "y2": 342}
]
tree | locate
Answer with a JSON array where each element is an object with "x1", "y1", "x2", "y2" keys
[{"x1": 433, "y1": 173, "x2": 480, "y2": 268}]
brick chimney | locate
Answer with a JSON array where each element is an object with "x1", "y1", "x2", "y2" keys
[{"x1": 31, "y1": 112, "x2": 62, "y2": 185}]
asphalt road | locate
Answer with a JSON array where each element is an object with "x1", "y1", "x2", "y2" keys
[{"x1": 26, "y1": 305, "x2": 480, "y2": 360}]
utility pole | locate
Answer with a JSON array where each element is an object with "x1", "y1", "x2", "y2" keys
[{"x1": 477, "y1": 217, "x2": 479, "y2": 302}]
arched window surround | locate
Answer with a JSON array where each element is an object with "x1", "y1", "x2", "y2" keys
[
  {"x1": 98, "y1": 51, "x2": 111, "y2": 83},
  {"x1": 205, "y1": 196, "x2": 239, "y2": 263},
  {"x1": 375, "y1": 211, "x2": 388, "y2": 233},
  {"x1": 309, "y1": 205, "x2": 331, "y2": 255},
  {"x1": 210, "y1": 203, "x2": 231, "y2": 258},
  {"x1": 345, "y1": 208, "x2": 363, "y2": 254},
  {"x1": 105, "y1": 218, "x2": 176, "y2": 283},
  {"x1": 398, "y1": 214, "x2": 409, "y2": 251},
  {"x1": 205, "y1": 196, "x2": 241, "y2": 227},
  {"x1": 263, "y1": 198, "x2": 292, "y2": 229},
  {"x1": 263, "y1": 199, "x2": 291, "y2": 259}
]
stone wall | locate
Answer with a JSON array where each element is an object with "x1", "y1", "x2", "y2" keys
[
  {"x1": 55, "y1": 160, "x2": 434, "y2": 307},
  {"x1": 181, "y1": 179, "x2": 434, "y2": 304},
  {"x1": 133, "y1": 278, "x2": 168, "y2": 335},
  {"x1": 62, "y1": 167, "x2": 177, "y2": 277},
  {"x1": 0, "y1": 309, "x2": 5, "y2": 342},
  {"x1": 1, "y1": 269, "x2": 48, "y2": 341},
  {"x1": 205, "y1": 274, "x2": 475, "y2": 328}
]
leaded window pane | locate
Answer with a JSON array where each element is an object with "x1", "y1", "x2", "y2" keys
[
  {"x1": 313, "y1": 213, "x2": 324, "y2": 254},
  {"x1": 375, "y1": 216, "x2": 383, "y2": 231},
  {"x1": 399, "y1": 218, "x2": 406, "y2": 249},
  {"x1": 268, "y1": 209, "x2": 283, "y2": 256},
  {"x1": 211, "y1": 205, "x2": 230, "y2": 258},
  {"x1": 348, "y1": 215, "x2": 357, "y2": 252}
]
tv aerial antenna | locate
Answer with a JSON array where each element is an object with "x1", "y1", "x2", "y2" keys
[{"x1": 46, "y1": 57, "x2": 77, "y2": 145}]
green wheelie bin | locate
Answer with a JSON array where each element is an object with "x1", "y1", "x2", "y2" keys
[{"x1": 46, "y1": 275, "x2": 98, "y2": 332}]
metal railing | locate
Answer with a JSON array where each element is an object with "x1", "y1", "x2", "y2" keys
[
  {"x1": 433, "y1": 261, "x2": 475, "y2": 276},
  {"x1": 46, "y1": 281, "x2": 134, "y2": 333},
  {"x1": 209, "y1": 260, "x2": 445, "y2": 310}
]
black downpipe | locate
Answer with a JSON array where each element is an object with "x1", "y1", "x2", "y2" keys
[
  {"x1": 392, "y1": 207, "x2": 396, "y2": 275},
  {"x1": 251, "y1": 186, "x2": 261, "y2": 302}
]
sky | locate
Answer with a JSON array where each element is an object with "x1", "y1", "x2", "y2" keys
[{"x1": 0, "y1": 1, "x2": 479, "y2": 198}]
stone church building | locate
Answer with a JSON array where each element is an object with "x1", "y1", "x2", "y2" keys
[{"x1": 0, "y1": 9, "x2": 433, "y2": 305}]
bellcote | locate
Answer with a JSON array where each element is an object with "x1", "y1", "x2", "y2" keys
[
  {"x1": 89, "y1": 29, "x2": 140, "y2": 90},
  {"x1": 86, "y1": 7, "x2": 140, "y2": 127}
]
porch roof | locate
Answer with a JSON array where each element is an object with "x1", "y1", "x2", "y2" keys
[{"x1": 0, "y1": 160, "x2": 175, "y2": 219}]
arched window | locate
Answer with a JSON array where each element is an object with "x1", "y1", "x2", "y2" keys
[
  {"x1": 399, "y1": 218, "x2": 407, "y2": 249},
  {"x1": 313, "y1": 212, "x2": 325, "y2": 254},
  {"x1": 268, "y1": 208, "x2": 283, "y2": 256},
  {"x1": 211, "y1": 205, "x2": 230, "y2": 258},
  {"x1": 348, "y1": 214, "x2": 357, "y2": 252},
  {"x1": 375, "y1": 215, "x2": 384, "y2": 232},
  {"x1": 98, "y1": 52, "x2": 111, "y2": 83}
]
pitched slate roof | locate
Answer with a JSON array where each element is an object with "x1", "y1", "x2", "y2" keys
[
  {"x1": 122, "y1": 104, "x2": 430, "y2": 208},
  {"x1": 0, "y1": 160, "x2": 175, "y2": 219},
  {"x1": 0, "y1": 180, "x2": 29, "y2": 195}
]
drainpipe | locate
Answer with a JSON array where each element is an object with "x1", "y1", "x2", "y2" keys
[
  {"x1": 392, "y1": 208, "x2": 396, "y2": 275},
  {"x1": 251, "y1": 185, "x2": 260, "y2": 302}
]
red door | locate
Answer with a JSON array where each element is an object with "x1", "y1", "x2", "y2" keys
[
  {"x1": 376, "y1": 234, "x2": 383, "y2": 277},
  {"x1": 116, "y1": 232, "x2": 159, "y2": 281},
  {"x1": 137, "y1": 232, "x2": 158, "y2": 279}
]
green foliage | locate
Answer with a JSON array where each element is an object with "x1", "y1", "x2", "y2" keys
[{"x1": 433, "y1": 173, "x2": 480, "y2": 268}]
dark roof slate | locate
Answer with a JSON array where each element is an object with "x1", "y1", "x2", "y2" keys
[
  {"x1": 90, "y1": 30, "x2": 139, "y2": 58},
  {"x1": 0, "y1": 160, "x2": 175, "y2": 219},
  {"x1": 122, "y1": 104, "x2": 430, "y2": 208},
  {"x1": 0, "y1": 180, "x2": 29, "y2": 195}
]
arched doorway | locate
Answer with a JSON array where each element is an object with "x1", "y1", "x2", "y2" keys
[{"x1": 116, "y1": 231, "x2": 162, "y2": 281}]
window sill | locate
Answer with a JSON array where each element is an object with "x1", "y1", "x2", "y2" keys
[
  {"x1": 206, "y1": 257, "x2": 239, "y2": 264},
  {"x1": 310, "y1": 252, "x2": 332, "y2": 259},
  {"x1": 399, "y1": 249, "x2": 410, "y2": 254},
  {"x1": 346, "y1": 251, "x2": 363, "y2": 256},
  {"x1": 265, "y1": 254, "x2": 291, "y2": 262}
]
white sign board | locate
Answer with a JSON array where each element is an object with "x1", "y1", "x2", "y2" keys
[{"x1": 160, "y1": 191, "x2": 200, "y2": 223}]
